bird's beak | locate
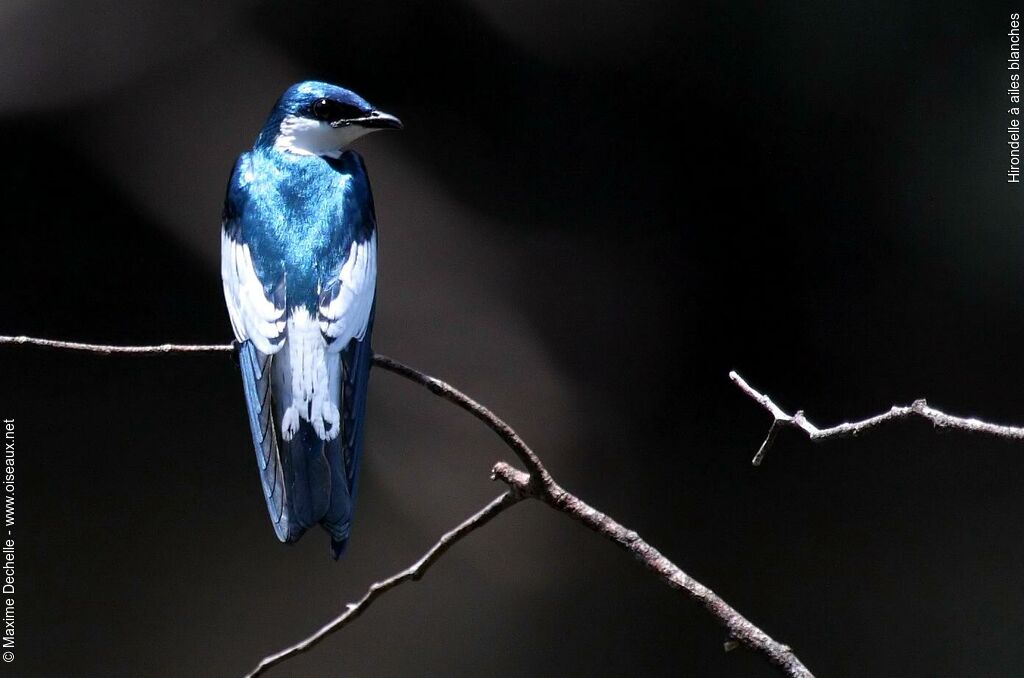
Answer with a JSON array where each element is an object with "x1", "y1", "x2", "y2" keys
[
  {"x1": 362, "y1": 110, "x2": 403, "y2": 130},
  {"x1": 333, "y1": 110, "x2": 403, "y2": 130}
]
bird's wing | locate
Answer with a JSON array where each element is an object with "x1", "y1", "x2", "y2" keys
[
  {"x1": 318, "y1": 232, "x2": 377, "y2": 347},
  {"x1": 220, "y1": 154, "x2": 286, "y2": 354},
  {"x1": 220, "y1": 154, "x2": 293, "y2": 542},
  {"x1": 237, "y1": 341, "x2": 292, "y2": 541},
  {"x1": 317, "y1": 236, "x2": 376, "y2": 557},
  {"x1": 316, "y1": 179, "x2": 377, "y2": 557},
  {"x1": 316, "y1": 301, "x2": 375, "y2": 558}
]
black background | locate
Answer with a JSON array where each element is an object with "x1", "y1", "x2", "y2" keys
[{"x1": 2, "y1": 1, "x2": 1024, "y2": 676}]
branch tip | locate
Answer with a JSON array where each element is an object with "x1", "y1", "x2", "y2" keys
[{"x1": 732, "y1": 370, "x2": 1024, "y2": 461}]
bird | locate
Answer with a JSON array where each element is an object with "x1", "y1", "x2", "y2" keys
[{"x1": 220, "y1": 81, "x2": 401, "y2": 559}]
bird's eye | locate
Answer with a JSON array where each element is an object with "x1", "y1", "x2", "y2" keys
[
  {"x1": 311, "y1": 98, "x2": 367, "y2": 122},
  {"x1": 312, "y1": 98, "x2": 335, "y2": 120}
]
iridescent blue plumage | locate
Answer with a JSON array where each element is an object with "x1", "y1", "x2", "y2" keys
[
  {"x1": 227, "y1": 149, "x2": 375, "y2": 311},
  {"x1": 221, "y1": 81, "x2": 400, "y2": 558}
]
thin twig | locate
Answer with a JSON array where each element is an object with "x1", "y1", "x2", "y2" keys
[
  {"x1": 0, "y1": 334, "x2": 234, "y2": 354},
  {"x1": 244, "y1": 491, "x2": 522, "y2": 678},
  {"x1": 0, "y1": 335, "x2": 815, "y2": 678},
  {"x1": 730, "y1": 370, "x2": 1024, "y2": 465}
]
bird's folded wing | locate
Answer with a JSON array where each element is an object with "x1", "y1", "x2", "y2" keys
[
  {"x1": 221, "y1": 223, "x2": 286, "y2": 354},
  {"x1": 318, "y1": 232, "x2": 376, "y2": 349},
  {"x1": 317, "y1": 232, "x2": 376, "y2": 556},
  {"x1": 221, "y1": 153, "x2": 295, "y2": 542},
  {"x1": 238, "y1": 340, "x2": 292, "y2": 541},
  {"x1": 339, "y1": 307, "x2": 374, "y2": 491}
]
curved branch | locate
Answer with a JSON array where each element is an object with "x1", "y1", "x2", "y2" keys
[
  {"x1": 244, "y1": 491, "x2": 522, "y2": 678},
  {"x1": 0, "y1": 336, "x2": 814, "y2": 678},
  {"x1": 730, "y1": 371, "x2": 1024, "y2": 465}
]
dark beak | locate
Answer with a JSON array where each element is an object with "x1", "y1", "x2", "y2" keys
[{"x1": 334, "y1": 110, "x2": 403, "y2": 130}]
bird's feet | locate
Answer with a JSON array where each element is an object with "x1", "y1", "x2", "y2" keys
[
  {"x1": 314, "y1": 402, "x2": 340, "y2": 440},
  {"x1": 281, "y1": 406, "x2": 300, "y2": 441}
]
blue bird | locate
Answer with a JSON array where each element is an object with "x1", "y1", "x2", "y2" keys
[{"x1": 220, "y1": 81, "x2": 401, "y2": 559}]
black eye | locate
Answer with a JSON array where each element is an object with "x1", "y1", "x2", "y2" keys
[
  {"x1": 311, "y1": 98, "x2": 335, "y2": 120},
  {"x1": 311, "y1": 98, "x2": 366, "y2": 122}
]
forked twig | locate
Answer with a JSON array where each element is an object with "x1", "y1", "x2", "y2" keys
[
  {"x1": 730, "y1": 370, "x2": 1024, "y2": 465},
  {"x1": 243, "y1": 492, "x2": 521, "y2": 678}
]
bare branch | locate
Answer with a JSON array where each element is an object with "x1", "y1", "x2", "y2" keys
[
  {"x1": 244, "y1": 491, "x2": 522, "y2": 678},
  {"x1": 0, "y1": 335, "x2": 815, "y2": 677},
  {"x1": 0, "y1": 334, "x2": 234, "y2": 354},
  {"x1": 730, "y1": 370, "x2": 1024, "y2": 465},
  {"x1": 376, "y1": 369, "x2": 814, "y2": 677}
]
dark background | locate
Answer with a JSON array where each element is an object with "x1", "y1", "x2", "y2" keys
[{"x1": 2, "y1": 1, "x2": 1023, "y2": 676}]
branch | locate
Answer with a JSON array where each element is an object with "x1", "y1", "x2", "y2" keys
[
  {"x1": 372, "y1": 360, "x2": 811, "y2": 676},
  {"x1": 730, "y1": 370, "x2": 1024, "y2": 465},
  {"x1": 243, "y1": 491, "x2": 522, "y2": 678},
  {"x1": 491, "y1": 463, "x2": 812, "y2": 676},
  {"x1": 0, "y1": 334, "x2": 234, "y2": 354},
  {"x1": 0, "y1": 335, "x2": 814, "y2": 678}
]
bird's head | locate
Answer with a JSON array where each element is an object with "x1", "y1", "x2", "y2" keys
[{"x1": 258, "y1": 80, "x2": 402, "y2": 158}]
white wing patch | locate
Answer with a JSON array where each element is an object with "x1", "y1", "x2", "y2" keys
[
  {"x1": 221, "y1": 228, "x2": 286, "y2": 355},
  {"x1": 276, "y1": 234, "x2": 376, "y2": 442},
  {"x1": 319, "y1": 233, "x2": 377, "y2": 352}
]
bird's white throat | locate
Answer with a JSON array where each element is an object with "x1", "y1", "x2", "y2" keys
[{"x1": 273, "y1": 115, "x2": 375, "y2": 158}]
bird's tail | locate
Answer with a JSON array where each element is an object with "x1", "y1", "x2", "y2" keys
[
  {"x1": 237, "y1": 338, "x2": 364, "y2": 555},
  {"x1": 268, "y1": 340, "x2": 333, "y2": 543},
  {"x1": 322, "y1": 332, "x2": 374, "y2": 558}
]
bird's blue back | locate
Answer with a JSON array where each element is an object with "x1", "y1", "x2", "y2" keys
[
  {"x1": 227, "y1": 149, "x2": 375, "y2": 309},
  {"x1": 224, "y1": 145, "x2": 377, "y2": 558}
]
